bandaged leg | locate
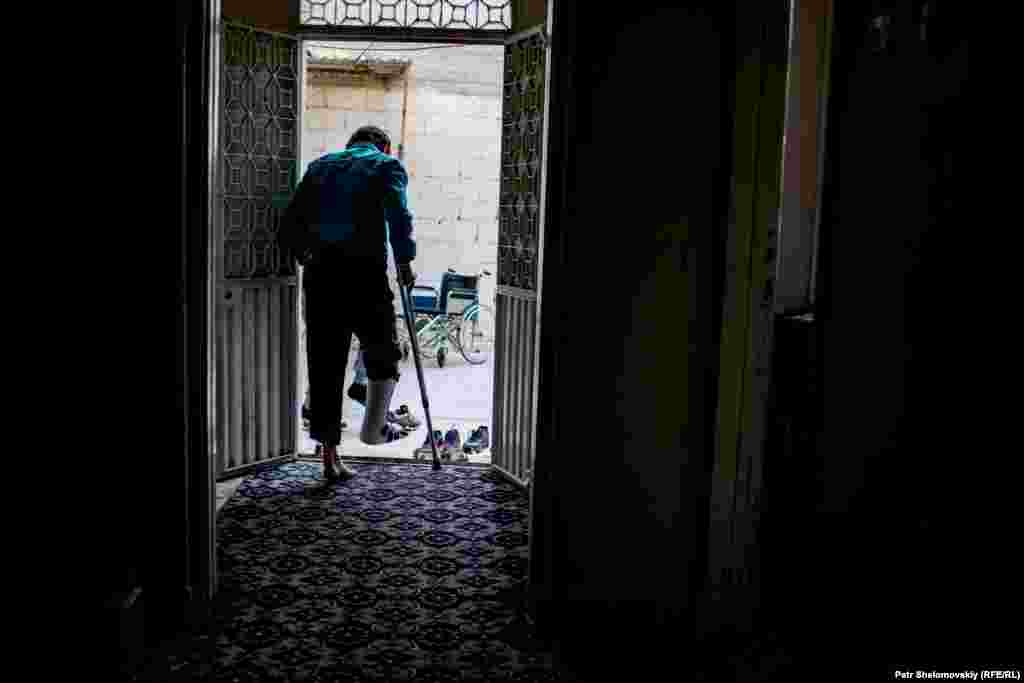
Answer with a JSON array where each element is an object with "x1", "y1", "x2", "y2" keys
[
  {"x1": 355, "y1": 275, "x2": 411, "y2": 445},
  {"x1": 359, "y1": 377, "x2": 405, "y2": 444},
  {"x1": 357, "y1": 338, "x2": 411, "y2": 445}
]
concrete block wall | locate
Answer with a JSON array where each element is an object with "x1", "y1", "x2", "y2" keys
[{"x1": 302, "y1": 43, "x2": 503, "y2": 309}]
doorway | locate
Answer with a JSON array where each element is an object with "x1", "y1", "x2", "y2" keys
[
  {"x1": 207, "y1": 1, "x2": 554, "y2": 603},
  {"x1": 211, "y1": 18, "x2": 547, "y2": 487},
  {"x1": 295, "y1": 40, "x2": 504, "y2": 466}
]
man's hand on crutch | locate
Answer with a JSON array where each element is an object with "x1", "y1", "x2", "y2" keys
[{"x1": 397, "y1": 262, "x2": 417, "y2": 289}]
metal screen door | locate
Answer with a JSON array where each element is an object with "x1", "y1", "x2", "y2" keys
[
  {"x1": 213, "y1": 22, "x2": 301, "y2": 479},
  {"x1": 490, "y1": 23, "x2": 551, "y2": 487}
]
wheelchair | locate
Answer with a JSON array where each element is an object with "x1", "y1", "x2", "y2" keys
[{"x1": 397, "y1": 268, "x2": 494, "y2": 368}]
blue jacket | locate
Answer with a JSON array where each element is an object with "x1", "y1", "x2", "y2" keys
[{"x1": 281, "y1": 143, "x2": 416, "y2": 267}]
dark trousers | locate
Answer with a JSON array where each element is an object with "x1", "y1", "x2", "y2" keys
[{"x1": 303, "y1": 255, "x2": 402, "y2": 447}]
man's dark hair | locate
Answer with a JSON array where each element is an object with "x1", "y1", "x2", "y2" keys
[{"x1": 347, "y1": 125, "x2": 391, "y2": 152}]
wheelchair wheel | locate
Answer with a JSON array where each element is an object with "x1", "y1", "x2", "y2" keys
[{"x1": 458, "y1": 304, "x2": 494, "y2": 365}]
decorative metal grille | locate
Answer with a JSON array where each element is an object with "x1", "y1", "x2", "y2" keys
[
  {"x1": 221, "y1": 23, "x2": 299, "y2": 279},
  {"x1": 497, "y1": 31, "x2": 545, "y2": 290},
  {"x1": 300, "y1": 0, "x2": 511, "y2": 30}
]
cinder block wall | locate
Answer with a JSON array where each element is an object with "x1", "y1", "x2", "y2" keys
[{"x1": 303, "y1": 43, "x2": 503, "y2": 309}]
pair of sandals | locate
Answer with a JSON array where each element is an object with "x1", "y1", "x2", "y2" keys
[{"x1": 388, "y1": 404, "x2": 421, "y2": 431}]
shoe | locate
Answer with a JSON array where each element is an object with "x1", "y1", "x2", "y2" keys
[
  {"x1": 415, "y1": 430, "x2": 443, "y2": 460},
  {"x1": 318, "y1": 444, "x2": 355, "y2": 482},
  {"x1": 463, "y1": 425, "x2": 490, "y2": 454},
  {"x1": 388, "y1": 404, "x2": 422, "y2": 430},
  {"x1": 442, "y1": 428, "x2": 461, "y2": 461},
  {"x1": 382, "y1": 424, "x2": 413, "y2": 443}
]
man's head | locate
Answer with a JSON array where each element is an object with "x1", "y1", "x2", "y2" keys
[{"x1": 347, "y1": 125, "x2": 392, "y2": 155}]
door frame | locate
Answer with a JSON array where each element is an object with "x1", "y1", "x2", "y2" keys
[
  {"x1": 182, "y1": 0, "x2": 221, "y2": 605},
  {"x1": 191, "y1": 0, "x2": 560, "y2": 603}
]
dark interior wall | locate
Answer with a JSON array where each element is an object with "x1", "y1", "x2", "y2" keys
[
  {"x1": 85, "y1": 5, "x2": 204, "y2": 668},
  {"x1": 809, "y1": 1, "x2": 995, "y2": 667},
  {"x1": 540, "y1": 2, "x2": 734, "y2": 675},
  {"x1": 72, "y1": 2, "x2": 197, "y2": 671}
]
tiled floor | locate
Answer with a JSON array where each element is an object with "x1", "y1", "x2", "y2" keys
[{"x1": 132, "y1": 459, "x2": 573, "y2": 682}]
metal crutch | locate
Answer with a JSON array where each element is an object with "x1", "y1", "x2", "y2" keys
[{"x1": 396, "y1": 277, "x2": 443, "y2": 471}]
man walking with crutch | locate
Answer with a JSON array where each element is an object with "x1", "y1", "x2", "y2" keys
[{"x1": 281, "y1": 125, "x2": 418, "y2": 481}]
